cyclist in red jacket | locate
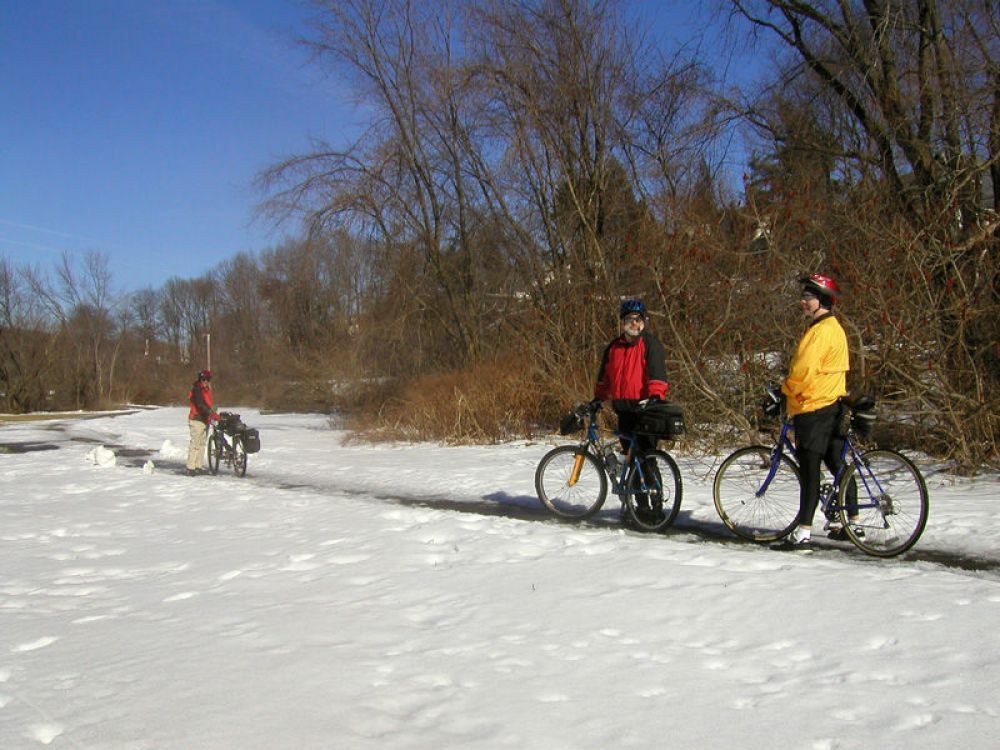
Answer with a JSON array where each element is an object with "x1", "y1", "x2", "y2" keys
[
  {"x1": 186, "y1": 369, "x2": 216, "y2": 476},
  {"x1": 594, "y1": 299, "x2": 669, "y2": 520}
]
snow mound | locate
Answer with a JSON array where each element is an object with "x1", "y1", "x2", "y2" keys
[
  {"x1": 157, "y1": 439, "x2": 186, "y2": 460},
  {"x1": 84, "y1": 445, "x2": 116, "y2": 467}
]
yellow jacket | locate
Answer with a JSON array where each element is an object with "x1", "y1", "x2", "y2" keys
[{"x1": 782, "y1": 313, "x2": 849, "y2": 417}]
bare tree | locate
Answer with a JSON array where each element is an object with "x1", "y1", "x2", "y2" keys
[
  {"x1": 159, "y1": 275, "x2": 217, "y2": 370},
  {"x1": 729, "y1": 0, "x2": 999, "y2": 227},
  {"x1": 261, "y1": 0, "x2": 508, "y2": 366},
  {"x1": 0, "y1": 258, "x2": 56, "y2": 411},
  {"x1": 21, "y1": 251, "x2": 131, "y2": 408}
]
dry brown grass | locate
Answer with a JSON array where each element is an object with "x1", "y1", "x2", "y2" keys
[
  {"x1": 0, "y1": 409, "x2": 136, "y2": 424},
  {"x1": 0, "y1": 412, "x2": 81, "y2": 423},
  {"x1": 348, "y1": 357, "x2": 550, "y2": 444}
]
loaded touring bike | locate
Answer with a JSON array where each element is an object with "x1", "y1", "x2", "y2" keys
[
  {"x1": 534, "y1": 400, "x2": 685, "y2": 532},
  {"x1": 712, "y1": 390, "x2": 929, "y2": 557},
  {"x1": 207, "y1": 411, "x2": 260, "y2": 478}
]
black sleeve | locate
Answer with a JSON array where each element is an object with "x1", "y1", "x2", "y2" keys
[
  {"x1": 643, "y1": 332, "x2": 668, "y2": 384},
  {"x1": 191, "y1": 383, "x2": 211, "y2": 420}
]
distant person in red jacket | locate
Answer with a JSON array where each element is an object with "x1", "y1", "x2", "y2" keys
[
  {"x1": 186, "y1": 370, "x2": 216, "y2": 476},
  {"x1": 594, "y1": 299, "x2": 669, "y2": 519}
]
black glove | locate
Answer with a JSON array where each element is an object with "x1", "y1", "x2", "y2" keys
[
  {"x1": 588, "y1": 399, "x2": 603, "y2": 411},
  {"x1": 762, "y1": 386, "x2": 784, "y2": 417}
]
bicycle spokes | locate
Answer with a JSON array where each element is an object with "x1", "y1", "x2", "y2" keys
[
  {"x1": 623, "y1": 449, "x2": 682, "y2": 532},
  {"x1": 837, "y1": 450, "x2": 928, "y2": 557},
  {"x1": 713, "y1": 446, "x2": 800, "y2": 541}
]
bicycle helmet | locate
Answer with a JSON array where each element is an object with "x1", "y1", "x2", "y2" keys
[
  {"x1": 619, "y1": 299, "x2": 647, "y2": 319},
  {"x1": 198, "y1": 369, "x2": 212, "y2": 381},
  {"x1": 800, "y1": 273, "x2": 841, "y2": 308}
]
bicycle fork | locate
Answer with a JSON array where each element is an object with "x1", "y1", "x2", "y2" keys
[
  {"x1": 755, "y1": 445, "x2": 784, "y2": 499},
  {"x1": 568, "y1": 451, "x2": 586, "y2": 486}
]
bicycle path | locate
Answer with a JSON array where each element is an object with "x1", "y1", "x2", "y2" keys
[{"x1": 7, "y1": 419, "x2": 998, "y2": 581}]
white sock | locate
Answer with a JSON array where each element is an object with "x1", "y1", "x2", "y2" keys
[{"x1": 791, "y1": 526, "x2": 811, "y2": 543}]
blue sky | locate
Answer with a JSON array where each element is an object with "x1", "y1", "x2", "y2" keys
[
  {"x1": 1, "y1": 0, "x2": 364, "y2": 293},
  {"x1": 1, "y1": 1, "x2": 753, "y2": 295}
]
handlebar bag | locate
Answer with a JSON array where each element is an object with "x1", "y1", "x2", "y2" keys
[{"x1": 633, "y1": 402, "x2": 686, "y2": 437}]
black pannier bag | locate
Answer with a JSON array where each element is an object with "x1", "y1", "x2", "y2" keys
[
  {"x1": 241, "y1": 427, "x2": 261, "y2": 453},
  {"x1": 218, "y1": 411, "x2": 261, "y2": 452},
  {"x1": 634, "y1": 401, "x2": 686, "y2": 438},
  {"x1": 559, "y1": 407, "x2": 586, "y2": 435},
  {"x1": 850, "y1": 395, "x2": 876, "y2": 437}
]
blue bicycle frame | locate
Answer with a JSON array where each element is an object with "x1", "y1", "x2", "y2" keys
[
  {"x1": 764, "y1": 419, "x2": 882, "y2": 516},
  {"x1": 585, "y1": 413, "x2": 654, "y2": 497},
  {"x1": 714, "y1": 392, "x2": 928, "y2": 556}
]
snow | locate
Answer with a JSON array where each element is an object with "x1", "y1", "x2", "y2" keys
[{"x1": 2, "y1": 406, "x2": 999, "y2": 749}]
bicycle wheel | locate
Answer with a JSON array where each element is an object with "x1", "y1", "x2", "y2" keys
[
  {"x1": 713, "y1": 446, "x2": 800, "y2": 541},
  {"x1": 232, "y1": 437, "x2": 248, "y2": 477},
  {"x1": 535, "y1": 445, "x2": 608, "y2": 520},
  {"x1": 838, "y1": 449, "x2": 928, "y2": 557},
  {"x1": 207, "y1": 431, "x2": 221, "y2": 475},
  {"x1": 625, "y1": 450, "x2": 683, "y2": 532}
]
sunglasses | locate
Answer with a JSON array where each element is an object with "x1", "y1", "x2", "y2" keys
[{"x1": 622, "y1": 314, "x2": 645, "y2": 323}]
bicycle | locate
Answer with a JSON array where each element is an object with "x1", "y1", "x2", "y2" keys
[
  {"x1": 207, "y1": 411, "x2": 251, "y2": 477},
  {"x1": 534, "y1": 401, "x2": 683, "y2": 532},
  {"x1": 712, "y1": 390, "x2": 929, "y2": 557}
]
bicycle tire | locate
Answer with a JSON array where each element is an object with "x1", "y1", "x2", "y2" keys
[
  {"x1": 232, "y1": 436, "x2": 248, "y2": 477},
  {"x1": 207, "y1": 431, "x2": 221, "y2": 475},
  {"x1": 838, "y1": 449, "x2": 928, "y2": 557},
  {"x1": 535, "y1": 445, "x2": 608, "y2": 520},
  {"x1": 624, "y1": 449, "x2": 683, "y2": 532},
  {"x1": 713, "y1": 445, "x2": 800, "y2": 541}
]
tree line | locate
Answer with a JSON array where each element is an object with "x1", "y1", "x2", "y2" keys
[{"x1": 1, "y1": 0, "x2": 997, "y2": 471}]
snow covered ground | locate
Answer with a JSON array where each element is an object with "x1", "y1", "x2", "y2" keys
[{"x1": 2, "y1": 407, "x2": 999, "y2": 749}]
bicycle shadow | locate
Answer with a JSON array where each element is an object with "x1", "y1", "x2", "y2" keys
[
  {"x1": 478, "y1": 490, "x2": 726, "y2": 536},
  {"x1": 471, "y1": 492, "x2": 1000, "y2": 575}
]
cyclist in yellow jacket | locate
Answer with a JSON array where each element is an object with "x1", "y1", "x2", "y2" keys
[{"x1": 779, "y1": 274, "x2": 851, "y2": 547}]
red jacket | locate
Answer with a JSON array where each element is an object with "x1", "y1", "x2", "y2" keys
[
  {"x1": 594, "y1": 331, "x2": 669, "y2": 402},
  {"x1": 188, "y1": 381, "x2": 214, "y2": 423}
]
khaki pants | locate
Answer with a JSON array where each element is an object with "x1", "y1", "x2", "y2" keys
[{"x1": 187, "y1": 419, "x2": 208, "y2": 470}]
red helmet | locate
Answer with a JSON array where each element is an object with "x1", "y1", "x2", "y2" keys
[
  {"x1": 800, "y1": 273, "x2": 841, "y2": 302},
  {"x1": 198, "y1": 369, "x2": 212, "y2": 381}
]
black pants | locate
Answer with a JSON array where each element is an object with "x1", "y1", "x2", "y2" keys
[
  {"x1": 793, "y1": 402, "x2": 856, "y2": 526},
  {"x1": 616, "y1": 410, "x2": 659, "y2": 510},
  {"x1": 616, "y1": 410, "x2": 657, "y2": 453}
]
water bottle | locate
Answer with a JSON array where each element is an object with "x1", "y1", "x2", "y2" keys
[{"x1": 604, "y1": 443, "x2": 620, "y2": 476}]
